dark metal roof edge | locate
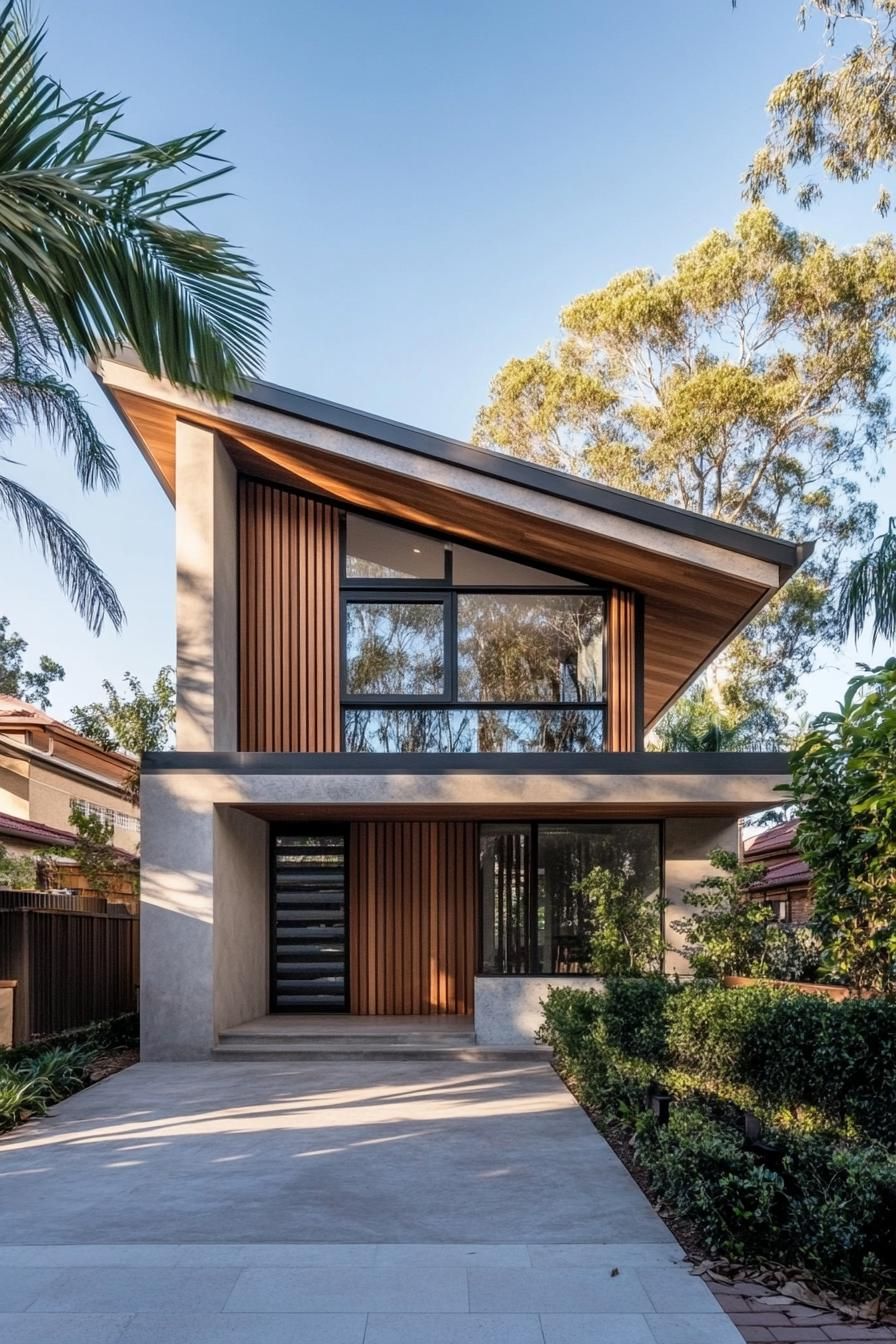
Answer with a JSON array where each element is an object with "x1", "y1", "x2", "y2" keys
[
  {"x1": 142, "y1": 750, "x2": 791, "y2": 776},
  {"x1": 232, "y1": 376, "x2": 812, "y2": 571}
]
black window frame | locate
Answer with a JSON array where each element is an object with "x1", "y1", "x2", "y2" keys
[
  {"x1": 478, "y1": 819, "x2": 666, "y2": 977},
  {"x1": 340, "y1": 510, "x2": 609, "y2": 750}
]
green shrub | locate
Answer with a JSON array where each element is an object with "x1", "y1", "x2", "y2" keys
[
  {"x1": 540, "y1": 979, "x2": 896, "y2": 1297},
  {"x1": 636, "y1": 1104, "x2": 781, "y2": 1260}
]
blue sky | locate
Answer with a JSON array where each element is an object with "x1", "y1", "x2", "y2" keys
[{"x1": 2, "y1": 0, "x2": 894, "y2": 719}]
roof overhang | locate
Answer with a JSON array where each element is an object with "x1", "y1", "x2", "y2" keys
[{"x1": 95, "y1": 353, "x2": 813, "y2": 727}]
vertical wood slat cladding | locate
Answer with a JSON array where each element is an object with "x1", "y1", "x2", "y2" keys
[
  {"x1": 238, "y1": 478, "x2": 340, "y2": 751},
  {"x1": 607, "y1": 588, "x2": 638, "y2": 752},
  {"x1": 349, "y1": 821, "x2": 477, "y2": 1015}
]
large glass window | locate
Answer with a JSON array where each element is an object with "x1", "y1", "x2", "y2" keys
[
  {"x1": 341, "y1": 510, "x2": 608, "y2": 752},
  {"x1": 480, "y1": 822, "x2": 662, "y2": 975},
  {"x1": 457, "y1": 594, "x2": 603, "y2": 703},
  {"x1": 343, "y1": 707, "x2": 604, "y2": 753},
  {"x1": 344, "y1": 601, "x2": 445, "y2": 697},
  {"x1": 345, "y1": 514, "x2": 447, "y2": 581}
]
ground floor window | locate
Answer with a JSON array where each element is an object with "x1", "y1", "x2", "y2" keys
[{"x1": 479, "y1": 822, "x2": 662, "y2": 975}]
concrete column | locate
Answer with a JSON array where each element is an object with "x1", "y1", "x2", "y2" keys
[
  {"x1": 140, "y1": 775, "x2": 215, "y2": 1060},
  {"x1": 664, "y1": 816, "x2": 739, "y2": 976},
  {"x1": 214, "y1": 808, "x2": 269, "y2": 1034},
  {"x1": 174, "y1": 421, "x2": 238, "y2": 752}
]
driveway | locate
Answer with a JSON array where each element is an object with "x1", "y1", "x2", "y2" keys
[{"x1": 0, "y1": 1059, "x2": 740, "y2": 1342}]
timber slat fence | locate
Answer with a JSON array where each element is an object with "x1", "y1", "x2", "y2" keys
[{"x1": 0, "y1": 894, "x2": 138, "y2": 1043}]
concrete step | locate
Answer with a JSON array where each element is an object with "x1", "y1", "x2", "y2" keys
[
  {"x1": 218, "y1": 1031, "x2": 476, "y2": 1047},
  {"x1": 211, "y1": 1040, "x2": 551, "y2": 1062}
]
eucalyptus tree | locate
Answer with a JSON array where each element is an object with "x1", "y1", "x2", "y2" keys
[
  {"x1": 743, "y1": 0, "x2": 896, "y2": 648},
  {"x1": 475, "y1": 207, "x2": 896, "y2": 725},
  {"x1": 0, "y1": 3, "x2": 268, "y2": 630}
]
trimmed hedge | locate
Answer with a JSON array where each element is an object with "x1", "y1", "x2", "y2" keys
[{"x1": 539, "y1": 980, "x2": 896, "y2": 1296}]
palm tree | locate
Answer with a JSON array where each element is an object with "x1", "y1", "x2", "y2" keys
[
  {"x1": 0, "y1": 308, "x2": 123, "y2": 631},
  {"x1": 0, "y1": 2, "x2": 269, "y2": 629},
  {"x1": 837, "y1": 519, "x2": 896, "y2": 647},
  {"x1": 652, "y1": 685, "x2": 771, "y2": 752}
]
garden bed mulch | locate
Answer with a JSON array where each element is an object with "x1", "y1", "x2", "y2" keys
[
  {"x1": 86, "y1": 1046, "x2": 138, "y2": 1084},
  {"x1": 554, "y1": 1060, "x2": 896, "y2": 1343}
]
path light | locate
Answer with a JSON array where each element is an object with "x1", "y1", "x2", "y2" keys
[
  {"x1": 742, "y1": 1109, "x2": 762, "y2": 1143},
  {"x1": 650, "y1": 1093, "x2": 671, "y2": 1126}
]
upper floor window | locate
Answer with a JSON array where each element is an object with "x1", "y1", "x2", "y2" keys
[{"x1": 341, "y1": 512, "x2": 605, "y2": 753}]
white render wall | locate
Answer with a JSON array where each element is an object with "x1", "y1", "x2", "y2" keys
[
  {"x1": 140, "y1": 780, "x2": 269, "y2": 1060},
  {"x1": 174, "y1": 421, "x2": 238, "y2": 752}
]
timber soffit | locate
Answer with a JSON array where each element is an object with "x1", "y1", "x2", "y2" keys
[{"x1": 94, "y1": 354, "x2": 813, "y2": 578}]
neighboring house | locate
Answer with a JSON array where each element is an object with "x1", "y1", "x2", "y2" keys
[
  {"x1": 744, "y1": 819, "x2": 813, "y2": 924},
  {"x1": 96, "y1": 351, "x2": 812, "y2": 1060},
  {"x1": 0, "y1": 696, "x2": 140, "y2": 857}
]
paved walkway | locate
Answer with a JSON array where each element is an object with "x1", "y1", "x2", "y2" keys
[{"x1": 0, "y1": 1059, "x2": 741, "y2": 1342}]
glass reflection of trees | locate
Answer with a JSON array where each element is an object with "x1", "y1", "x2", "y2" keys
[
  {"x1": 344, "y1": 602, "x2": 444, "y2": 696},
  {"x1": 479, "y1": 823, "x2": 661, "y2": 975},
  {"x1": 458, "y1": 595, "x2": 604, "y2": 703}
]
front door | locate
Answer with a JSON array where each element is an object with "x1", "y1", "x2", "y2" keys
[{"x1": 270, "y1": 827, "x2": 348, "y2": 1011}]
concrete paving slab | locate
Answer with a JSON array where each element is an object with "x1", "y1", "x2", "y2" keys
[
  {"x1": 364, "y1": 1316, "x2": 544, "y2": 1343},
  {"x1": 0, "y1": 1059, "x2": 737, "y2": 1342},
  {"x1": 0, "y1": 1315, "x2": 131, "y2": 1344},
  {"x1": 541, "y1": 1316, "x2": 657, "y2": 1344},
  {"x1": 0, "y1": 1060, "x2": 676, "y2": 1245}
]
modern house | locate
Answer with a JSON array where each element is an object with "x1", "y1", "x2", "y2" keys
[{"x1": 96, "y1": 352, "x2": 811, "y2": 1059}]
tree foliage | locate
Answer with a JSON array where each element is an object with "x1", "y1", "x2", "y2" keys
[
  {"x1": 475, "y1": 207, "x2": 893, "y2": 723},
  {"x1": 0, "y1": 308, "x2": 125, "y2": 632},
  {"x1": 789, "y1": 660, "x2": 896, "y2": 997},
  {"x1": 745, "y1": 1, "x2": 896, "y2": 216},
  {"x1": 0, "y1": 613, "x2": 63, "y2": 708},
  {"x1": 576, "y1": 865, "x2": 667, "y2": 976},
  {"x1": 676, "y1": 848, "x2": 782, "y2": 978},
  {"x1": 651, "y1": 684, "x2": 772, "y2": 751},
  {"x1": 60, "y1": 806, "x2": 134, "y2": 897},
  {"x1": 0, "y1": 840, "x2": 35, "y2": 889},
  {"x1": 70, "y1": 666, "x2": 175, "y2": 801},
  {"x1": 0, "y1": 3, "x2": 268, "y2": 394}
]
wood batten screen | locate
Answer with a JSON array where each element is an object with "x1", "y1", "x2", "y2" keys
[
  {"x1": 348, "y1": 821, "x2": 477, "y2": 1015},
  {"x1": 238, "y1": 479, "x2": 340, "y2": 751},
  {"x1": 607, "y1": 588, "x2": 638, "y2": 751}
]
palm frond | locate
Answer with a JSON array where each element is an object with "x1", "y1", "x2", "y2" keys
[
  {"x1": 0, "y1": 4, "x2": 269, "y2": 394},
  {"x1": 0, "y1": 472, "x2": 123, "y2": 631},
  {"x1": 836, "y1": 518, "x2": 896, "y2": 646}
]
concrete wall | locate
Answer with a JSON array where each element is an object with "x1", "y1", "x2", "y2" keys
[
  {"x1": 664, "y1": 816, "x2": 739, "y2": 976},
  {"x1": 141, "y1": 785, "x2": 270, "y2": 1058},
  {"x1": 214, "y1": 807, "x2": 269, "y2": 1034},
  {"x1": 474, "y1": 975, "x2": 603, "y2": 1045},
  {"x1": 175, "y1": 422, "x2": 238, "y2": 753}
]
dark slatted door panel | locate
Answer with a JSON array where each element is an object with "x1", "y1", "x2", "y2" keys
[{"x1": 272, "y1": 829, "x2": 347, "y2": 1011}]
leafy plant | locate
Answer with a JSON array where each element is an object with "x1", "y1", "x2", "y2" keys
[
  {"x1": 0, "y1": 840, "x2": 36, "y2": 890},
  {"x1": 789, "y1": 660, "x2": 896, "y2": 997},
  {"x1": 51, "y1": 806, "x2": 136, "y2": 897},
  {"x1": 576, "y1": 865, "x2": 666, "y2": 976},
  {"x1": 0, "y1": 1043, "x2": 94, "y2": 1132},
  {"x1": 675, "y1": 848, "x2": 780, "y2": 978}
]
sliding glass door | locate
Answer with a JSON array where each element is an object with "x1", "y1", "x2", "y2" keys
[{"x1": 480, "y1": 822, "x2": 661, "y2": 975}]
